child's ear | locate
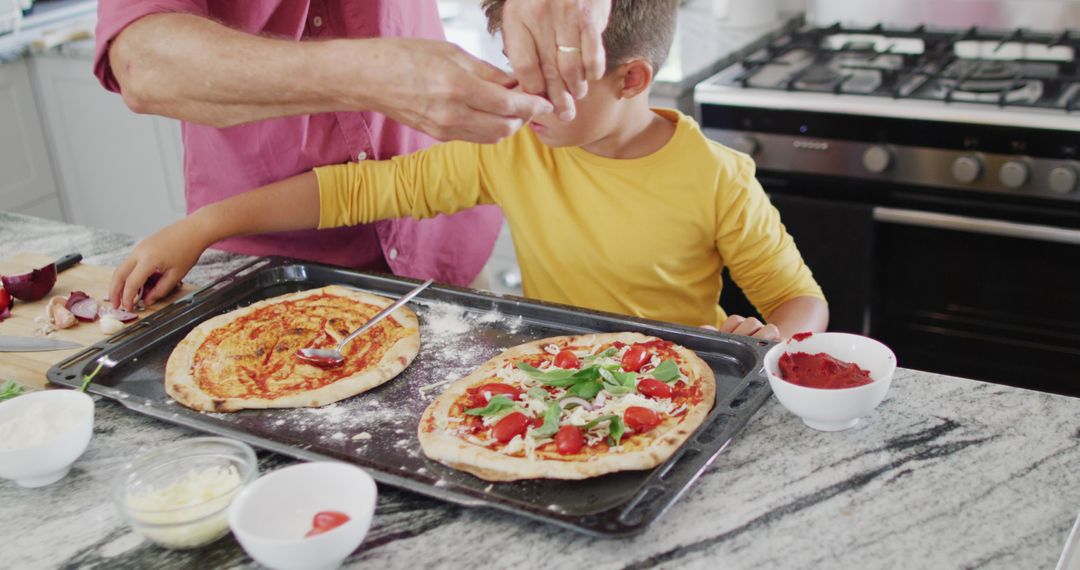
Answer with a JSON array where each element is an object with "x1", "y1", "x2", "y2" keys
[{"x1": 616, "y1": 59, "x2": 655, "y2": 99}]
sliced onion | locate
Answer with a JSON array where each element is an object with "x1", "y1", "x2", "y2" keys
[
  {"x1": 69, "y1": 298, "x2": 100, "y2": 322},
  {"x1": 592, "y1": 392, "x2": 607, "y2": 410},
  {"x1": 0, "y1": 306, "x2": 10, "y2": 322},
  {"x1": 65, "y1": 291, "x2": 90, "y2": 311},
  {"x1": 98, "y1": 306, "x2": 138, "y2": 323},
  {"x1": 560, "y1": 397, "x2": 592, "y2": 410},
  {"x1": 1, "y1": 263, "x2": 57, "y2": 302},
  {"x1": 139, "y1": 271, "x2": 182, "y2": 302}
]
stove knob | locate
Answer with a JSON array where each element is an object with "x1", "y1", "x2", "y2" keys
[
  {"x1": 951, "y1": 155, "x2": 983, "y2": 184},
  {"x1": 862, "y1": 146, "x2": 892, "y2": 174},
  {"x1": 732, "y1": 136, "x2": 761, "y2": 156},
  {"x1": 998, "y1": 160, "x2": 1030, "y2": 189},
  {"x1": 1049, "y1": 165, "x2": 1079, "y2": 194}
]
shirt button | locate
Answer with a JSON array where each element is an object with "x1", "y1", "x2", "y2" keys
[
  {"x1": 312, "y1": 16, "x2": 323, "y2": 27},
  {"x1": 357, "y1": 151, "x2": 368, "y2": 161},
  {"x1": 388, "y1": 248, "x2": 399, "y2": 260}
]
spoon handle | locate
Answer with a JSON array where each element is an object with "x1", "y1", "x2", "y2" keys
[{"x1": 337, "y1": 279, "x2": 434, "y2": 350}]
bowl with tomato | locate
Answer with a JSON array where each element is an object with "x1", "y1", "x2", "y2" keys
[
  {"x1": 763, "y1": 332, "x2": 897, "y2": 431},
  {"x1": 228, "y1": 462, "x2": 376, "y2": 570}
]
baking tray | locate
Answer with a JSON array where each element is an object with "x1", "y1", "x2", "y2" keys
[{"x1": 48, "y1": 257, "x2": 774, "y2": 537}]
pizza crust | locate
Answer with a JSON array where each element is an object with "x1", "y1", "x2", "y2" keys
[
  {"x1": 418, "y1": 332, "x2": 715, "y2": 481},
  {"x1": 165, "y1": 285, "x2": 419, "y2": 412}
]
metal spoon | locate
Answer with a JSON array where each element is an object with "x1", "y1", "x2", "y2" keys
[{"x1": 295, "y1": 279, "x2": 434, "y2": 368}]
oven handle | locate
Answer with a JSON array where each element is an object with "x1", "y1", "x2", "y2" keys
[{"x1": 873, "y1": 207, "x2": 1080, "y2": 246}]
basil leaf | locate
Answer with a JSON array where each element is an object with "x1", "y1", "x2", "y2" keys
[
  {"x1": 568, "y1": 380, "x2": 603, "y2": 400},
  {"x1": 516, "y1": 363, "x2": 576, "y2": 382},
  {"x1": 607, "y1": 416, "x2": 626, "y2": 446},
  {"x1": 465, "y1": 395, "x2": 516, "y2": 416},
  {"x1": 585, "y1": 415, "x2": 619, "y2": 430},
  {"x1": 526, "y1": 387, "x2": 550, "y2": 402},
  {"x1": 0, "y1": 380, "x2": 24, "y2": 402},
  {"x1": 651, "y1": 359, "x2": 681, "y2": 382},
  {"x1": 583, "y1": 347, "x2": 618, "y2": 363},
  {"x1": 531, "y1": 402, "x2": 562, "y2": 439},
  {"x1": 601, "y1": 382, "x2": 632, "y2": 396},
  {"x1": 598, "y1": 368, "x2": 635, "y2": 395}
]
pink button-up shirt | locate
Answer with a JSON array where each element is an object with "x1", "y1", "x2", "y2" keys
[{"x1": 94, "y1": 1, "x2": 502, "y2": 286}]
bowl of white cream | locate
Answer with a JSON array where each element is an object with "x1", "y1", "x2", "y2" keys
[
  {"x1": 114, "y1": 437, "x2": 257, "y2": 550},
  {"x1": 0, "y1": 388, "x2": 95, "y2": 487}
]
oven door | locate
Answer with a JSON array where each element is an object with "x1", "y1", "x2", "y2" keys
[{"x1": 872, "y1": 208, "x2": 1080, "y2": 397}]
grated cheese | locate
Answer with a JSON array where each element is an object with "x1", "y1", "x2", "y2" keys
[{"x1": 125, "y1": 465, "x2": 243, "y2": 549}]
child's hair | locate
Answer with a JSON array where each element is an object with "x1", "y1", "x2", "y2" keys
[{"x1": 481, "y1": 0, "x2": 680, "y2": 74}]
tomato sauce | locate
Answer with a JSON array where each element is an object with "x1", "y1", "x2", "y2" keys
[
  {"x1": 193, "y1": 294, "x2": 410, "y2": 399},
  {"x1": 778, "y1": 352, "x2": 874, "y2": 389}
]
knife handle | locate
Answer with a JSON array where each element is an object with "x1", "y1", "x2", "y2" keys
[{"x1": 55, "y1": 253, "x2": 83, "y2": 273}]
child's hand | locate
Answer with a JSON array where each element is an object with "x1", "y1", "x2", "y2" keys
[
  {"x1": 714, "y1": 315, "x2": 782, "y2": 341},
  {"x1": 110, "y1": 219, "x2": 206, "y2": 311}
]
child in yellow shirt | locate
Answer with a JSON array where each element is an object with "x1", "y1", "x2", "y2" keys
[{"x1": 111, "y1": 0, "x2": 828, "y2": 340}]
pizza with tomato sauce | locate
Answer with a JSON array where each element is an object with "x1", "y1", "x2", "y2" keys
[
  {"x1": 166, "y1": 285, "x2": 419, "y2": 412},
  {"x1": 418, "y1": 332, "x2": 715, "y2": 481}
]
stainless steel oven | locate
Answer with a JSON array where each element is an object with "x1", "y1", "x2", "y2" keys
[{"x1": 696, "y1": 24, "x2": 1080, "y2": 397}]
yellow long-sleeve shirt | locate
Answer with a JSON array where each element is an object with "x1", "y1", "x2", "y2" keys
[{"x1": 317, "y1": 109, "x2": 823, "y2": 328}]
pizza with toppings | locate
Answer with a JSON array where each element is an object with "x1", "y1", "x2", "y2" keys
[
  {"x1": 418, "y1": 332, "x2": 715, "y2": 481},
  {"x1": 165, "y1": 285, "x2": 419, "y2": 412}
]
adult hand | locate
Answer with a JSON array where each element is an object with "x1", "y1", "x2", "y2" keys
[
  {"x1": 716, "y1": 315, "x2": 782, "y2": 341},
  {"x1": 501, "y1": 0, "x2": 611, "y2": 121},
  {"x1": 356, "y1": 38, "x2": 554, "y2": 143}
]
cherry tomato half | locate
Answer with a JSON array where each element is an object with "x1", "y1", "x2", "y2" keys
[
  {"x1": 624, "y1": 406, "x2": 661, "y2": 432},
  {"x1": 621, "y1": 345, "x2": 650, "y2": 372},
  {"x1": 305, "y1": 510, "x2": 351, "y2": 537},
  {"x1": 555, "y1": 425, "x2": 584, "y2": 455},
  {"x1": 478, "y1": 383, "x2": 521, "y2": 403},
  {"x1": 637, "y1": 379, "x2": 673, "y2": 399},
  {"x1": 492, "y1": 412, "x2": 530, "y2": 443},
  {"x1": 554, "y1": 349, "x2": 581, "y2": 369}
]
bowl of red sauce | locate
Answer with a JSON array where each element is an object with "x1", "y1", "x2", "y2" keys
[{"x1": 763, "y1": 332, "x2": 897, "y2": 431}]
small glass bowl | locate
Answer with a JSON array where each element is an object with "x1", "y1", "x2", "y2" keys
[{"x1": 113, "y1": 437, "x2": 258, "y2": 549}]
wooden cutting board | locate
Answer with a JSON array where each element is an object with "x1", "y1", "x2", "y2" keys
[{"x1": 0, "y1": 253, "x2": 192, "y2": 390}]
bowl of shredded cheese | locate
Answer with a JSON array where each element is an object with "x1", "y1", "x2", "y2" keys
[{"x1": 113, "y1": 437, "x2": 258, "y2": 550}]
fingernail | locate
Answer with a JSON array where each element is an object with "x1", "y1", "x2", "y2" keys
[{"x1": 559, "y1": 110, "x2": 575, "y2": 121}]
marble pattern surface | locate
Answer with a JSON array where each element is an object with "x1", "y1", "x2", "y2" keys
[{"x1": 2, "y1": 211, "x2": 1079, "y2": 569}]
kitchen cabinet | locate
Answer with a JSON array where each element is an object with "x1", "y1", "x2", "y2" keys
[
  {"x1": 30, "y1": 52, "x2": 186, "y2": 238},
  {"x1": 0, "y1": 58, "x2": 63, "y2": 221}
]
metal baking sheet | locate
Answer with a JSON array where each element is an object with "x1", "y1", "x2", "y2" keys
[{"x1": 48, "y1": 257, "x2": 773, "y2": 537}]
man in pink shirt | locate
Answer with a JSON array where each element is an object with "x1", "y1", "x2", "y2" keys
[{"x1": 95, "y1": 1, "x2": 610, "y2": 298}]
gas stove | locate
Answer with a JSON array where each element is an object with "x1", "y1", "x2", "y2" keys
[{"x1": 696, "y1": 25, "x2": 1080, "y2": 202}]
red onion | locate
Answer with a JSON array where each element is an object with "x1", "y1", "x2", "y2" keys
[
  {"x1": 139, "y1": 271, "x2": 182, "y2": 302},
  {"x1": 64, "y1": 291, "x2": 89, "y2": 310},
  {"x1": 0, "y1": 287, "x2": 12, "y2": 311},
  {"x1": 0, "y1": 306, "x2": 9, "y2": 322},
  {"x1": 1, "y1": 263, "x2": 57, "y2": 302},
  {"x1": 98, "y1": 305, "x2": 138, "y2": 323},
  {"x1": 560, "y1": 397, "x2": 592, "y2": 410},
  {"x1": 69, "y1": 298, "x2": 100, "y2": 322},
  {"x1": 592, "y1": 392, "x2": 607, "y2": 410}
]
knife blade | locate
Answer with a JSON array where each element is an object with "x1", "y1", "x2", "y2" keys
[{"x1": 0, "y1": 336, "x2": 83, "y2": 352}]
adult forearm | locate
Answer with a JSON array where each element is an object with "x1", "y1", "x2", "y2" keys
[
  {"x1": 110, "y1": 14, "x2": 346, "y2": 125},
  {"x1": 109, "y1": 13, "x2": 551, "y2": 140},
  {"x1": 766, "y1": 296, "x2": 830, "y2": 339},
  {"x1": 189, "y1": 172, "x2": 322, "y2": 246}
]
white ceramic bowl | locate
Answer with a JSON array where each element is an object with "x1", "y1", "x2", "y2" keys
[
  {"x1": 114, "y1": 437, "x2": 258, "y2": 550},
  {"x1": 764, "y1": 332, "x2": 897, "y2": 431},
  {"x1": 229, "y1": 462, "x2": 377, "y2": 570},
  {"x1": 0, "y1": 389, "x2": 94, "y2": 487}
]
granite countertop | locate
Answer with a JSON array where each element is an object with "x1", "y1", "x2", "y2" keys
[{"x1": 2, "y1": 211, "x2": 1080, "y2": 569}]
